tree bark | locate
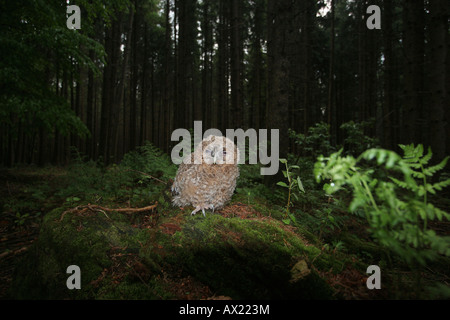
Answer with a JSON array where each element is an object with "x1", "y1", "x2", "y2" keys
[
  {"x1": 382, "y1": 0, "x2": 394, "y2": 149},
  {"x1": 328, "y1": 0, "x2": 336, "y2": 146},
  {"x1": 402, "y1": 0, "x2": 425, "y2": 145},
  {"x1": 266, "y1": 0, "x2": 290, "y2": 184},
  {"x1": 428, "y1": 0, "x2": 448, "y2": 161},
  {"x1": 231, "y1": 0, "x2": 243, "y2": 129}
]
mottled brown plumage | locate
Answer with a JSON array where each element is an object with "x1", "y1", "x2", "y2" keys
[{"x1": 171, "y1": 135, "x2": 240, "y2": 216}]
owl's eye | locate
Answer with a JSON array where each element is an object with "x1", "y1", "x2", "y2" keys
[{"x1": 205, "y1": 149, "x2": 214, "y2": 157}]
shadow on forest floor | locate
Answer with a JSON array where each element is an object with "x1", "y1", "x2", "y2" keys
[{"x1": 1, "y1": 166, "x2": 449, "y2": 300}]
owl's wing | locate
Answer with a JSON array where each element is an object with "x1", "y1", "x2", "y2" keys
[{"x1": 171, "y1": 153, "x2": 194, "y2": 196}]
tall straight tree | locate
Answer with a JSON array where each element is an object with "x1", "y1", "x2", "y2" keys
[
  {"x1": 402, "y1": 0, "x2": 425, "y2": 145},
  {"x1": 176, "y1": 0, "x2": 198, "y2": 129},
  {"x1": 267, "y1": 0, "x2": 290, "y2": 183},
  {"x1": 86, "y1": 47, "x2": 96, "y2": 159},
  {"x1": 428, "y1": 0, "x2": 448, "y2": 161},
  {"x1": 248, "y1": 0, "x2": 266, "y2": 131},
  {"x1": 301, "y1": 0, "x2": 317, "y2": 132},
  {"x1": 355, "y1": 0, "x2": 381, "y2": 129},
  {"x1": 327, "y1": 0, "x2": 337, "y2": 145},
  {"x1": 201, "y1": 0, "x2": 214, "y2": 129},
  {"x1": 230, "y1": 0, "x2": 244, "y2": 129},
  {"x1": 100, "y1": 19, "x2": 118, "y2": 163},
  {"x1": 217, "y1": 0, "x2": 230, "y2": 132},
  {"x1": 382, "y1": 0, "x2": 395, "y2": 149},
  {"x1": 162, "y1": 0, "x2": 173, "y2": 152}
]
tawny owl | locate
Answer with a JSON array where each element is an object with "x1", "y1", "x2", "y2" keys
[{"x1": 171, "y1": 135, "x2": 240, "y2": 216}]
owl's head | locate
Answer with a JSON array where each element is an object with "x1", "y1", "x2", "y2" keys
[{"x1": 195, "y1": 135, "x2": 239, "y2": 165}]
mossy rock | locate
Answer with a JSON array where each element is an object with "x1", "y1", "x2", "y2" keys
[
  {"x1": 160, "y1": 215, "x2": 334, "y2": 299},
  {"x1": 9, "y1": 205, "x2": 337, "y2": 299},
  {"x1": 9, "y1": 207, "x2": 156, "y2": 299}
]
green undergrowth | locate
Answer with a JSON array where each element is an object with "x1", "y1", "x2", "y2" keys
[
  {"x1": 10, "y1": 205, "x2": 345, "y2": 299},
  {"x1": 5, "y1": 134, "x2": 450, "y2": 299}
]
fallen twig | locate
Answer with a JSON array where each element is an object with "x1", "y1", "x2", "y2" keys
[
  {"x1": 0, "y1": 246, "x2": 28, "y2": 259},
  {"x1": 59, "y1": 203, "x2": 158, "y2": 222}
]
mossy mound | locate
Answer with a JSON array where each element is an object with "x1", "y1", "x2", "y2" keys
[{"x1": 9, "y1": 204, "x2": 338, "y2": 299}]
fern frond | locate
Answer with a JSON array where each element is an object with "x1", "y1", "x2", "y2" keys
[
  {"x1": 419, "y1": 147, "x2": 433, "y2": 165},
  {"x1": 426, "y1": 203, "x2": 450, "y2": 221},
  {"x1": 425, "y1": 184, "x2": 436, "y2": 195},
  {"x1": 407, "y1": 163, "x2": 422, "y2": 170},
  {"x1": 423, "y1": 157, "x2": 449, "y2": 176},
  {"x1": 410, "y1": 169, "x2": 425, "y2": 179},
  {"x1": 390, "y1": 177, "x2": 418, "y2": 192},
  {"x1": 401, "y1": 144, "x2": 425, "y2": 164},
  {"x1": 414, "y1": 144, "x2": 424, "y2": 158},
  {"x1": 360, "y1": 148, "x2": 402, "y2": 169},
  {"x1": 431, "y1": 178, "x2": 450, "y2": 192}
]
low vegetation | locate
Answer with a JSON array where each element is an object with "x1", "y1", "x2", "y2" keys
[{"x1": 1, "y1": 122, "x2": 449, "y2": 299}]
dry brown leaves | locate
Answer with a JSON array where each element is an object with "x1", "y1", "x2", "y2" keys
[{"x1": 219, "y1": 202, "x2": 262, "y2": 219}]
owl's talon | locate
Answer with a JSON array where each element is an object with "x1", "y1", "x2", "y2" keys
[
  {"x1": 191, "y1": 206, "x2": 201, "y2": 216},
  {"x1": 202, "y1": 208, "x2": 206, "y2": 217}
]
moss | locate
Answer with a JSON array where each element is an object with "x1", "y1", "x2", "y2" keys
[
  {"x1": 10, "y1": 205, "x2": 337, "y2": 299},
  {"x1": 155, "y1": 214, "x2": 334, "y2": 299},
  {"x1": 96, "y1": 280, "x2": 163, "y2": 300},
  {"x1": 10, "y1": 208, "x2": 151, "y2": 299}
]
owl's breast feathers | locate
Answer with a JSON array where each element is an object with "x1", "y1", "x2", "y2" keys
[{"x1": 171, "y1": 161, "x2": 239, "y2": 210}]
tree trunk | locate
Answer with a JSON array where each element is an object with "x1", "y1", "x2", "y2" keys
[
  {"x1": 201, "y1": 0, "x2": 213, "y2": 129},
  {"x1": 100, "y1": 21, "x2": 117, "y2": 163},
  {"x1": 114, "y1": 10, "x2": 134, "y2": 161},
  {"x1": 428, "y1": 0, "x2": 448, "y2": 161},
  {"x1": 328, "y1": 0, "x2": 336, "y2": 146},
  {"x1": 217, "y1": 0, "x2": 230, "y2": 132},
  {"x1": 163, "y1": 0, "x2": 172, "y2": 152},
  {"x1": 86, "y1": 49, "x2": 95, "y2": 159},
  {"x1": 140, "y1": 23, "x2": 149, "y2": 146},
  {"x1": 382, "y1": 0, "x2": 394, "y2": 149},
  {"x1": 231, "y1": 0, "x2": 243, "y2": 129},
  {"x1": 129, "y1": 1, "x2": 139, "y2": 152},
  {"x1": 266, "y1": 0, "x2": 290, "y2": 184},
  {"x1": 402, "y1": 0, "x2": 425, "y2": 145}
]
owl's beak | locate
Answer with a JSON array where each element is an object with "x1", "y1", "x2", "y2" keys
[{"x1": 211, "y1": 149, "x2": 217, "y2": 164}]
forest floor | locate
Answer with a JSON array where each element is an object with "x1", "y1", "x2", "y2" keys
[{"x1": 1, "y1": 166, "x2": 450, "y2": 300}]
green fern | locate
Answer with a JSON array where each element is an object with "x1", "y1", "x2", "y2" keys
[
  {"x1": 121, "y1": 141, "x2": 177, "y2": 182},
  {"x1": 394, "y1": 144, "x2": 450, "y2": 206},
  {"x1": 315, "y1": 144, "x2": 450, "y2": 269}
]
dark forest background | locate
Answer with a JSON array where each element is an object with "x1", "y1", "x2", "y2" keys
[{"x1": 1, "y1": 0, "x2": 449, "y2": 167}]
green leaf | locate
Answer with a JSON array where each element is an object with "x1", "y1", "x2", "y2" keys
[
  {"x1": 420, "y1": 147, "x2": 433, "y2": 165},
  {"x1": 424, "y1": 157, "x2": 449, "y2": 176},
  {"x1": 276, "y1": 182, "x2": 288, "y2": 188},
  {"x1": 432, "y1": 179, "x2": 450, "y2": 191},
  {"x1": 288, "y1": 213, "x2": 297, "y2": 224},
  {"x1": 349, "y1": 197, "x2": 365, "y2": 212},
  {"x1": 279, "y1": 158, "x2": 288, "y2": 164},
  {"x1": 426, "y1": 184, "x2": 436, "y2": 194},
  {"x1": 386, "y1": 152, "x2": 398, "y2": 168},
  {"x1": 297, "y1": 176, "x2": 305, "y2": 193}
]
